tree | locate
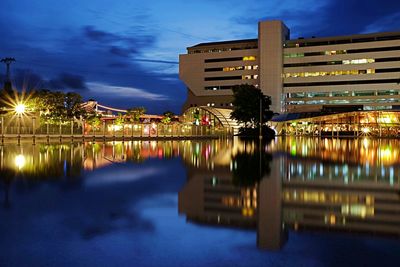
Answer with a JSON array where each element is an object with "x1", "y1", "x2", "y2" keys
[
  {"x1": 28, "y1": 90, "x2": 85, "y2": 124},
  {"x1": 230, "y1": 84, "x2": 273, "y2": 128},
  {"x1": 161, "y1": 110, "x2": 175, "y2": 124},
  {"x1": 86, "y1": 112, "x2": 102, "y2": 131},
  {"x1": 126, "y1": 107, "x2": 146, "y2": 124},
  {"x1": 114, "y1": 113, "x2": 126, "y2": 126},
  {"x1": 64, "y1": 92, "x2": 84, "y2": 120}
]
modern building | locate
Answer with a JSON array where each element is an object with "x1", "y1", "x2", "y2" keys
[{"x1": 179, "y1": 20, "x2": 400, "y2": 114}]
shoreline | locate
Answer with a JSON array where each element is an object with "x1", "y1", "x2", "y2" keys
[{"x1": 0, "y1": 134, "x2": 224, "y2": 144}]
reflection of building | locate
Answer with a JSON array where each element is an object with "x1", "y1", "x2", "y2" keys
[
  {"x1": 179, "y1": 166, "x2": 258, "y2": 227},
  {"x1": 179, "y1": 137, "x2": 400, "y2": 251},
  {"x1": 180, "y1": 20, "x2": 400, "y2": 114}
]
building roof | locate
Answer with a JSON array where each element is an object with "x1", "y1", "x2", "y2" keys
[
  {"x1": 188, "y1": 29, "x2": 400, "y2": 49},
  {"x1": 286, "y1": 30, "x2": 400, "y2": 46},
  {"x1": 190, "y1": 38, "x2": 258, "y2": 48}
]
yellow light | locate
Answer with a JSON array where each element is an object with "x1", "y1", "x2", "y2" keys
[
  {"x1": 15, "y1": 103, "x2": 26, "y2": 114},
  {"x1": 362, "y1": 127, "x2": 370, "y2": 133},
  {"x1": 15, "y1": 154, "x2": 26, "y2": 170}
]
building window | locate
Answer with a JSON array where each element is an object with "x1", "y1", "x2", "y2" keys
[
  {"x1": 343, "y1": 58, "x2": 375, "y2": 64},
  {"x1": 243, "y1": 56, "x2": 256, "y2": 61}
]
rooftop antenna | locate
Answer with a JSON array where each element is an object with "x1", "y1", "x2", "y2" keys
[{"x1": 1, "y1": 57, "x2": 16, "y2": 92}]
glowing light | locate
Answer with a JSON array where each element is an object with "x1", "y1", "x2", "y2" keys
[
  {"x1": 362, "y1": 127, "x2": 370, "y2": 133},
  {"x1": 15, "y1": 154, "x2": 26, "y2": 170},
  {"x1": 109, "y1": 125, "x2": 123, "y2": 131},
  {"x1": 15, "y1": 103, "x2": 26, "y2": 114}
]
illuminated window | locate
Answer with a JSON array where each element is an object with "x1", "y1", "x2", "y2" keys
[
  {"x1": 284, "y1": 53, "x2": 304, "y2": 58},
  {"x1": 223, "y1": 66, "x2": 244, "y2": 71},
  {"x1": 243, "y1": 56, "x2": 256, "y2": 61},
  {"x1": 343, "y1": 58, "x2": 375, "y2": 64},
  {"x1": 284, "y1": 69, "x2": 377, "y2": 78}
]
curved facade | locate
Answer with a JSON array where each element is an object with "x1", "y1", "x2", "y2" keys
[{"x1": 182, "y1": 106, "x2": 241, "y2": 134}]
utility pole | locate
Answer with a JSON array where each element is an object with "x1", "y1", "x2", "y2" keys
[{"x1": 1, "y1": 57, "x2": 16, "y2": 92}]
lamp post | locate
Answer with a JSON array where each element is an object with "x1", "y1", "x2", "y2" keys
[{"x1": 15, "y1": 103, "x2": 26, "y2": 144}]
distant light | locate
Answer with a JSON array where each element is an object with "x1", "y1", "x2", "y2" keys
[{"x1": 15, "y1": 103, "x2": 26, "y2": 114}]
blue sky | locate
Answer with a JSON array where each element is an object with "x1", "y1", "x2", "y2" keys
[{"x1": 1, "y1": 0, "x2": 400, "y2": 113}]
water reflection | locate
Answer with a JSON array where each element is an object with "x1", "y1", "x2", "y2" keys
[
  {"x1": 0, "y1": 138, "x2": 399, "y2": 251},
  {"x1": 178, "y1": 137, "x2": 400, "y2": 250}
]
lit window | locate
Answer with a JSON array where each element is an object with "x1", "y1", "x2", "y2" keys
[
  {"x1": 343, "y1": 58, "x2": 375, "y2": 64},
  {"x1": 243, "y1": 56, "x2": 256, "y2": 61}
]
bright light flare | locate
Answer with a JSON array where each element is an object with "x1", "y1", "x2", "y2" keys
[
  {"x1": 15, "y1": 103, "x2": 26, "y2": 114},
  {"x1": 362, "y1": 127, "x2": 370, "y2": 133},
  {"x1": 15, "y1": 154, "x2": 26, "y2": 170}
]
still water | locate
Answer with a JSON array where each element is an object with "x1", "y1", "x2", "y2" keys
[{"x1": 0, "y1": 138, "x2": 399, "y2": 267}]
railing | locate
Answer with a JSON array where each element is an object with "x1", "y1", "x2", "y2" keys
[{"x1": 0, "y1": 121, "x2": 233, "y2": 141}]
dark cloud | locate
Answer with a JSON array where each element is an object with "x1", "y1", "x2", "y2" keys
[
  {"x1": 83, "y1": 26, "x2": 116, "y2": 42},
  {"x1": 83, "y1": 25, "x2": 155, "y2": 48},
  {"x1": 0, "y1": 69, "x2": 45, "y2": 91},
  {"x1": 109, "y1": 46, "x2": 137, "y2": 57},
  {"x1": 50, "y1": 73, "x2": 87, "y2": 90},
  {"x1": 0, "y1": 69, "x2": 87, "y2": 92},
  {"x1": 233, "y1": 0, "x2": 400, "y2": 38}
]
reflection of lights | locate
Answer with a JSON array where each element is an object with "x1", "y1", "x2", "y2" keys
[
  {"x1": 362, "y1": 138, "x2": 370, "y2": 149},
  {"x1": 15, "y1": 103, "x2": 26, "y2": 114},
  {"x1": 341, "y1": 204, "x2": 374, "y2": 218},
  {"x1": 15, "y1": 154, "x2": 26, "y2": 170}
]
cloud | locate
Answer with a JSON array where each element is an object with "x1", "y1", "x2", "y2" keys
[
  {"x1": 50, "y1": 73, "x2": 87, "y2": 90},
  {"x1": 82, "y1": 25, "x2": 156, "y2": 50},
  {"x1": 83, "y1": 26, "x2": 115, "y2": 42},
  {"x1": 87, "y1": 82, "x2": 169, "y2": 101},
  {"x1": 231, "y1": 0, "x2": 400, "y2": 38},
  {"x1": 0, "y1": 69, "x2": 87, "y2": 92},
  {"x1": 109, "y1": 46, "x2": 137, "y2": 57},
  {"x1": 361, "y1": 11, "x2": 400, "y2": 33},
  {"x1": 85, "y1": 167, "x2": 161, "y2": 187}
]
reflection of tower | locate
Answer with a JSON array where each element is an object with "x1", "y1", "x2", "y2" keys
[
  {"x1": 1, "y1": 57, "x2": 16, "y2": 93},
  {"x1": 257, "y1": 157, "x2": 287, "y2": 250},
  {"x1": 178, "y1": 166, "x2": 257, "y2": 228}
]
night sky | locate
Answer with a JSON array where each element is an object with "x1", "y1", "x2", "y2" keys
[{"x1": 1, "y1": 0, "x2": 400, "y2": 114}]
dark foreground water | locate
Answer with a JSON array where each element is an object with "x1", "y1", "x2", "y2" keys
[{"x1": 0, "y1": 138, "x2": 399, "y2": 267}]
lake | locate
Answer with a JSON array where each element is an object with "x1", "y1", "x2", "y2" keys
[{"x1": 0, "y1": 137, "x2": 399, "y2": 267}]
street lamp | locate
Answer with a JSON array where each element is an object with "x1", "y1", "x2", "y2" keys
[
  {"x1": 14, "y1": 103, "x2": 26, "y2": 141},
  {"x1": 15, "y1": 104, "x2": 26, "y2": 115}
]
